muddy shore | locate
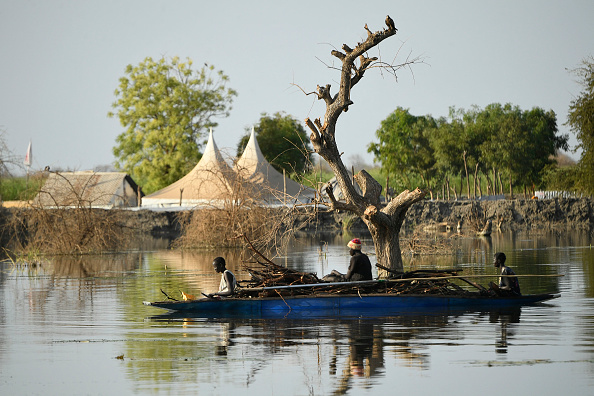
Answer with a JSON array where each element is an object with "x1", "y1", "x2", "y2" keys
[{"x1": 3, "y1": 198, "x2": 592, "y2": 244}]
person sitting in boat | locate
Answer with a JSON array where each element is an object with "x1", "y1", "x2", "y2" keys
[
  {"x1": 345, "y1": 238, "x2": 373, "y2": 281},
  {"x1": 207, "y1": 257, "x2": 237, "y2": 298},
  {"x1": 490, "y1": 252, "x2": 521, "y2": 296}
]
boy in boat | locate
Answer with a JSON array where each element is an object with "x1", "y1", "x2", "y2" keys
[
  {"x1": 207, "y1": 257, "x2": 237, "y2": 298},
  {"x1": 345, "y1": 238, "x2": 373, "y2": 281},
  {"x1": 491, "y1": 252, "x2": 521, "y2": 296}
]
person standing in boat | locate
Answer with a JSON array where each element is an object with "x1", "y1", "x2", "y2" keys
[
  {"x1": 207, "y1": 257, "x2": 237, "y2": 298},
  {"x1": 345, "y1": 238, "x2": 373, "y2": 281},
  {"x1": 491, "y1": 252, "x2": 521, "y2": 296}
]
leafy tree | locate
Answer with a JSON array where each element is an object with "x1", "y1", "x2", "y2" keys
[
  {"x1": 432, "y1": 107, "x2": 485, "y2": 197},
  {"x1": 567, "y1": 56, "x2": 594, "y2": 194},
  {"x1": 475, "y1": 104, "x2": 566, "y2": 195},
  {"x1": 236, "y1": 112, "x2": 313, "y2": 175},
  {"x1": 523, "y1": 107, "x2": 568, "y2": 188},
  {"x1": 109, "y1": 56, "x2": 237, "y2": 193},
  {"x1": 368, "y1": 108, "x2": 436, "y2": 190},
  {"x1": 372, "y1": 103, "x2": 567, "y2": 198}
]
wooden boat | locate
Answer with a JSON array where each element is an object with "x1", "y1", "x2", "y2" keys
[{"x1": 143, "y1": 280, "x2": 558, "y2": 317}]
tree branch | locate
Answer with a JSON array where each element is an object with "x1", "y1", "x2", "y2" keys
[{"x1": 354, "y1": 170, "x2": 382, "y2": 206}]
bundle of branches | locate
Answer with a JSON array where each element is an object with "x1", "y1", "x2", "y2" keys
[
  {"x1": 236, "y1": 235, "x2": 483, "y2": 298},
  {"x1": 241, "y1": 258, "x2": 321, "y2": 290},
  {"x1": 377, "y1": 264, "x2": 487, "y2": 296}
]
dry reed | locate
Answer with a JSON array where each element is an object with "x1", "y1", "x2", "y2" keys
[{"x1": 5, "y1": 171, "x2": 132, "y2": 255}]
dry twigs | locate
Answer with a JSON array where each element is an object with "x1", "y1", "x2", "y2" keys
[{"x1": 235, "y1": 241, "x2": 484, "y2": 298}]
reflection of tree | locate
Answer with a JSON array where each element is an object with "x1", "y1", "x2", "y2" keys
[
  {"x1": 332, "y1": 320, "x2": 384, "y2": 395},
  {"x1": 133, "y1": 313, "x2": 459, "y2": 394},
  {"x1": 2, "y1": 254, "x2": 140, "y2": 316}
]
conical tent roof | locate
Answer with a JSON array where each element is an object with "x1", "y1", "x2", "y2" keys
[
  {"x1": 235, "y1": 128, "x2": 315, "y2": 204},
  {"x1": 142, "y1": 130, "x2": 236, "y2": 207}
]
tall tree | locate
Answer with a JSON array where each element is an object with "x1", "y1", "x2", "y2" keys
[
  {"x1": 476, "y1": 103, "x2": 566, "y2": 195},
  {"x1": 429, "y1": 108, "x2": 470, "y2": 196},
  {"x1": 236, "y1": 112, "x2": 313, "y2": 175},
  {"x1": 305, "y1": 17, "x2": 425, "y2": 275},
  {"x1": 109, "y1": 56, "x2": 237, "y2": 193},
  {"x1": 368, "y1": 107, "x2": 436, "y2": 190},
  {"x1": 567, "y1": 56, "x2": 594, "y2": 194}
]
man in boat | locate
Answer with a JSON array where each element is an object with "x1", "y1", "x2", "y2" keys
[
  {"x1": 207, "y1": 257, "x2": 237, "y2": 298},
  {"x1": 345, "y1": 238, "x2": 373, "y2": 281},
  {"x1": 491, "y1": 252, "x2": 521, "y2": 296}
]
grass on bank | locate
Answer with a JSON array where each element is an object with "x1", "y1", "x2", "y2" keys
[{"x1": 0, "y1": 176, "x2": 45, "y2": 201}]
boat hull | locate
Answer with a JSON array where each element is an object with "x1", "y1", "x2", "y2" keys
[{"x1": 144, "y1": 293, "x2": 558, "y2": 317}]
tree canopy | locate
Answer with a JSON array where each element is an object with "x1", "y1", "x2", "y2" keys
[
  {"x1": 109, "y1": 56, "x2": 237, "y2": 193},
  {"x1": 368, "y1": 108, "x2": 437, "y2": 189},
  {"x1": 369, "y1": 103, "x2": 568, "y2": 196},
  {"x1": 236, "y1": 112, "x2": 313, "y2": 175},
  {"x1": 567, "y1": 56, "x2": 594, "y2": 195}
]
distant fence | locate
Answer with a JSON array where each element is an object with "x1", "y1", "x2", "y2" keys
[{"x1": 534, "y1": 191, "x2": 583, "y2": 199}]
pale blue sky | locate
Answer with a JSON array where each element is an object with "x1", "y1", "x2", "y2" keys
[{"x1": 1, "y1": 0, "x2": 592, "y2": 173}]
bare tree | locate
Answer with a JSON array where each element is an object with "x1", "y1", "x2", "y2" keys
[{"x1": 304, "y1": 16, "x2": 426, "y2": 275}]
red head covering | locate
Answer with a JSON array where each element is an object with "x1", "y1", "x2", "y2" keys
[{"x1": 347, "y1": 238, "x2": 361, "y2": 250}]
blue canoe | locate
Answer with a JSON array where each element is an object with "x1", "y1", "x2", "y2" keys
[{"x1": 143, "y1": 291, "x2": 558, "y2": 317}]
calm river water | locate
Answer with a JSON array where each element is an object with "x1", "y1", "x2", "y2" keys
[{"x1": 1, "y1": 230, "x2": 593, "y2": 395}]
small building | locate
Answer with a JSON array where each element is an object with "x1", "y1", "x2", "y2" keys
[{"x1": 33, "y1": 171, "x2": 143, "y2": 209}]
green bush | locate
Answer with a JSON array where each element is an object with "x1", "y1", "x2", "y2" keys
[{"x1": 0, "y1": 176, "x2": 44, "y2": 201}]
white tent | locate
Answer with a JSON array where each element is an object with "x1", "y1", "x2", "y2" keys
[
  {"x1": 141, "y1": 130, "x2": 236, "y2": 208},
  {"x1": 235, "y1": 128, "x2": 315, "y2": 205}
]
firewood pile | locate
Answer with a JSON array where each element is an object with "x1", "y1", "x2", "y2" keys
[
  {"x1": 237, "y1": 259, "x2": 481, "y2": 298},
  {"x1": 241, "y1": 259, "x2": 321, "y2": 289}
]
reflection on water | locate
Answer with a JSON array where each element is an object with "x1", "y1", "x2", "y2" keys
[
  {"x1": 489, "y1": 307, "x2": 521, "y2": 354},
  {"x1": 1, "y1": 230, "x2": 594, "y2": 395}
]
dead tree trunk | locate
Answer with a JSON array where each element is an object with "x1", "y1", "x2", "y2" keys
[
  {"x1": 304, "y1": 16, "x2": 425, "y2": 276},
  {"x1": 463, "y1": 151, "x2": 470, "y2": 198}
]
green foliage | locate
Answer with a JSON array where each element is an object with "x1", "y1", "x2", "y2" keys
[
  {"x1": 542, "y1": 166, "x2": 579, "y2": 192},
  {"x1": 300, "y1": 168, "x2": 335, "y2": 190},
  {"x1": 567, "y1": 56, "x2": 594, "y2": 195},
  {"x1": 367, "y1": 107, "x2": 437, "y2": 190},
  {"x1": 369, "y1": 103, "x2": 569, "y2": 197},
  {"x1": 236, "y1": 112, "x2": 313, "y2": 175},
  {"x1": 109, "y1": 56, "x2": 237, "y2": 193},
  {"x1": 0, "y1": 176, "x2": 45, "y2": 201}
]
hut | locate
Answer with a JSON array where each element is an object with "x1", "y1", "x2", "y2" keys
[{"x1": 33, "y1": 171, "x2": 142, "y2": 208}]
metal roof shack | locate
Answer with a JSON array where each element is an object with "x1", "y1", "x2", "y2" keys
[{"x1": 33, "y1": 171, "x2": 143, "y2": 209}]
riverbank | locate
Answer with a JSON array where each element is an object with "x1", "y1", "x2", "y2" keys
[{"x1": 1, "y1": 198, "x2": 592, "y2": 252}]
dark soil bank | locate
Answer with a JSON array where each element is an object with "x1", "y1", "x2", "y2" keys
[
  {"x1": 1, "y1": 198, "x2": 593, "y2": 249},
  {"x1": 406, "y1": 198, "x2": 594, "y2": 231}
]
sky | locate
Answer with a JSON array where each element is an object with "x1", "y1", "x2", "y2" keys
[{"x1": 1, "y1": 0, "x2": 593, "y2": 175}]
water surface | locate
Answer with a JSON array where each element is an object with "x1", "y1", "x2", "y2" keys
[{"x1": 1, "y1": 230, "x2": 593, "y2": 395}]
